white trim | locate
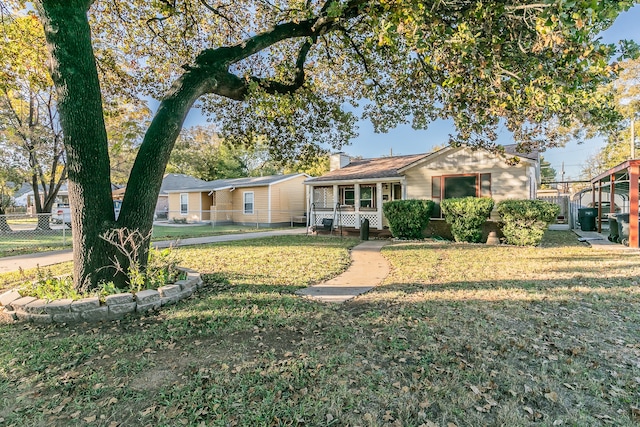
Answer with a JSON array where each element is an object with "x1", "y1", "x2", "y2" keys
[
  {"x1": 243, "y1": 191, "x2": 254, "y2": 214},
  {"x1": 179, "y1": 193, "x2": 188, "y2": 215},
  {"x1": 376, "y1": 182, "x2": 383, "y2": 230},
  {"x1": 267, "y1": 184, "x2": 272, "y2": 223},
  {"x1": 305, "y1": 178, "x2": 404, "y2": 186}
]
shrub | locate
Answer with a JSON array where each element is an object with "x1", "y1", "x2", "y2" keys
[
  {"x1": 382, "y1": 199, "x2": 434, "y2": 239},
  {"x1": 496, "y1": 199, "x2": 560, "y2": 246},
  {"x1": 440, "y1": 197, "x2": 494, "y2": 243}
]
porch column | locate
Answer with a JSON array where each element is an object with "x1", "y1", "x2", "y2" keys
[
  {"x1": 376, "y1": 182, "x2": 383, "y2": 230},
  {"x1": 630, "y1": 164, "x2": 639, "y2": 248},
  {"x1": 354, "y1": 183, "x2": 361, "y2": 229},
  {"x1": 307, "y1": 186, "x2": 313, "y2": 227},
  {"x1": 333, "y1": 184, "x2": 340, "y2": 227}
]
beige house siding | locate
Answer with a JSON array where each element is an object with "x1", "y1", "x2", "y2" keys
[
  {"x1": 270, "y1": 175, "x2": 307, "y2": 223},
  {"x1": 166, "y1": 174, "x2": 307, "y2": 224},
  {"x1": 168, "y1": 192, "x2": 207, "y2": 221},
  {"x1": 211, "y1": 189, "x2": 233, "y2": 223},
  {"x1": 231, "y1": 187, "x2": 269, "y2": 224},
  {"x1": 403, "y1": 147, "x2": 534, "y2": 220}
]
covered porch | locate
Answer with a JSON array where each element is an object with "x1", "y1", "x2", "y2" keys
[
  {"x1": 590, "y1": 159, "x2": 640, "y2": 248},
  {"x1": 306, "y1": 180, "x2": 405, "y2": 230}
]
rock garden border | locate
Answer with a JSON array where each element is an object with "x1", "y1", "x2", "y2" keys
[{"x1": 0, "y1": 267, "x2": 202, "y2": 324}]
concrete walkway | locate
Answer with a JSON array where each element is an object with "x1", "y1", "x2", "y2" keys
[
  {"x1": 296, "y1": 240, "x2": 390, "y2": 303},
  {"x1": 572, "y1": 229, "x2": 640, "y2": 252},
  {"x1": 0, "y1": 228, "x2": 306, "y2": 273}
]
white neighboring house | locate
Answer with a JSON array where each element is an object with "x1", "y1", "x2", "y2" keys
[{"x1": 12, "y1": 182, "x2": 36, "y2": 207}]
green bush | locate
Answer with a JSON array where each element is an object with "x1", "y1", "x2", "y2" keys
[
  {"x1": 496, "y1": 199, "x2": 560, "y2": 246},
  {"x1": 440, "y1": 197, "x2": 494, "y2": 243},
  {"x1": 382, "y1": 199, "x2": 435, "y2": 239}
]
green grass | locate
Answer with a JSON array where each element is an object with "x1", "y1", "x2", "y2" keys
[
  {"x1": 150, "y1": 224, "x2": 281, "y2": 240},
  {"x1": 1, "y1": 232, "x2": 640, "y2": 426},
  {"x1": 0, "y1": 224, "x2": 293, "y2": 258}
]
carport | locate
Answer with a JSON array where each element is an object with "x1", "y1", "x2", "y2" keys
[{"x1": 590, "y1": 159, "x2": 640, "y2": 248}]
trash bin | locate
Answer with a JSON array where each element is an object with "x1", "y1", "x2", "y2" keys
[
  {"x1": 617, "y1": 213, "x2": 630, "y2": 245},
  {"x1": 322, "y1": 218, "x2": 333, "y2": 231},
  {"x1": 360, "y1": 218, "x2": 370, "y2": 240},
  {"x1": 608, "y1": 215, "x2": 619, "y2": 242},
  {"x1": 578, "y1": 208, "x2": 598, "y2": 232}
]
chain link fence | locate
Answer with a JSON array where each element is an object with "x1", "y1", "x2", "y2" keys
[
  {"x1": 0, "y1": 209, "x2": 309, "y2": 257},
  {"x1": 0, "y1": 213, "x2": 71, "y2": 257}
]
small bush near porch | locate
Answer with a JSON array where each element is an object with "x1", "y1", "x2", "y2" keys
[
  {"x1": 382, "y1": 199, "x2": 435, "y2": 239},
  {"x1": 441, "y1": 196, "x2": 494, "y2": 243}
]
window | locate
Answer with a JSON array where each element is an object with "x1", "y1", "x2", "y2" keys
[
  {"x1": 443, "y1": 175, "x2": 477, "y2": 199},
  {"x1": 340, "y1": 186, "x2": 355, "y2": 206},
  {"x1": 360, "y1": 185, "x2": 375, "y2": 208},
  {"x1": 480, "y1": 173, "x2": 492, "y2": 197},
  {"x1": 243, "y1": 192, "x2": 254, "y2": 214},
  {"x1": 393, "y1": 184, "x2": 402, "y2": 200},
  {"x1": 313, "y1": 186, "x2": 334, "y2": 209},
  {"x1": 431, "y1": 176, "x2": 442, "y2": 218},
  {"x1": 430, "y1": 174, "x2": 492, "y2": 218},
  {"x1": 180, "y1": 193, "x2": 188, "y2": 215}
]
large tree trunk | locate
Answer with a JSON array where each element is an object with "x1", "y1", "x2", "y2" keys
[
  {"x1": 118, "y1": 74, "x2": 211, "y2": 267},
  {"x1": 36, "y1": 0, "x2": 118, "y2": 292}
]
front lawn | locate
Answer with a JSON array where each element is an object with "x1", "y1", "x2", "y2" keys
[
  {"x1": 1, "y1": 231, "x2": 639, "y2": 426},
  {"x1": 0, "y1": 224, "x2": 294, "y2": 258}
]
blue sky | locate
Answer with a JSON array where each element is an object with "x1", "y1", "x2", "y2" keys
[{"x1": 184, "y1": 5, "x2": 640, "y2": 179}]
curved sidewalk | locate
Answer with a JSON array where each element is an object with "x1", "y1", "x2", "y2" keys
[
  {"x1": 296, "y1": 240, "x2": 390, "y2": 303},
  {"x1": 0, "y1": 228, "x2": 306, "y2": 274}
]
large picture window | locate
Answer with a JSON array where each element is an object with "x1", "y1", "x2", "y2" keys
[
  {"x1": 243, "y1": 192, "x2": 254, "y2": 214},
  {"x1": 180, "y1": 193, "x2": 188, "y2": 215},
  {"x1": 443, "y1": 175, "x2": 477, "y2": 199},
  {"x1": 431, "y1": 174, "x2": 492, "y2": 218}
]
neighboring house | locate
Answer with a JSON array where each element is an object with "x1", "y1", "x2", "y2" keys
[
  {"x1": 166, "y1": 173, "x2": 309, "y2": 226},
  {"x1": 155, "y1": 174, "x2": 209, "y2": 219},
  {"x1": 305, "y1": 145, "x2": 540, "y2": 230},
  {"x1": 10, "y1": 182, "x2": 32, "y2": 207},
  {"x1": 18, "y1": 183, "x2": 69, "y2": 214}
]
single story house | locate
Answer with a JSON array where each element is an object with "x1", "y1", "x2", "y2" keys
[
  {"x1": 305, "y1": 145, "x2": 539, "y2": 230},
  {"x1": 166, "y1": 173, "x2": 309, "y2": 226},
  {"x1": 153, "y1": 174, "x2": 209, "y2": 219}
]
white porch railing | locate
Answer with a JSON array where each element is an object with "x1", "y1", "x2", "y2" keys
[{"x1": 311, "y1": 210, "x2": 381, "y2": 229}]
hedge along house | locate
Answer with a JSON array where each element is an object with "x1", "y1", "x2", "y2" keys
[
  {"x1": 305, "y1": 145, "x2": 540, "y2": 231},
  {"x1": 166, "y1": 173, "x2": 309, "y2": 226}
]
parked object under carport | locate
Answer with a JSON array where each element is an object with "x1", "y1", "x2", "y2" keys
[
  {"x1": 608, "y1": 214, "x2": 619, "y2": 242},
  {"x1": 578, "y1": 208, "x2": 598, "y2": 232}
]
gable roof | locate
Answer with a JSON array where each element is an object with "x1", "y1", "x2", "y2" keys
[
  {"x1": 305, "y1": 153, "x2": 429, "y2": 183},
  {"x1": 159, "y1": 174, "x2": 208, "y2": 195},
  {"x1": 166, "y1": 173, "x2": 308, "y2": 193},
  {"x1": 503, "y1": 144, "x2": 539, "y2": 161}
]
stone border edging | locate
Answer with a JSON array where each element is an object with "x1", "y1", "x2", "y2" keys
[{"x1": 0, "y1": 268, "x2": 202, "y2": 324}]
